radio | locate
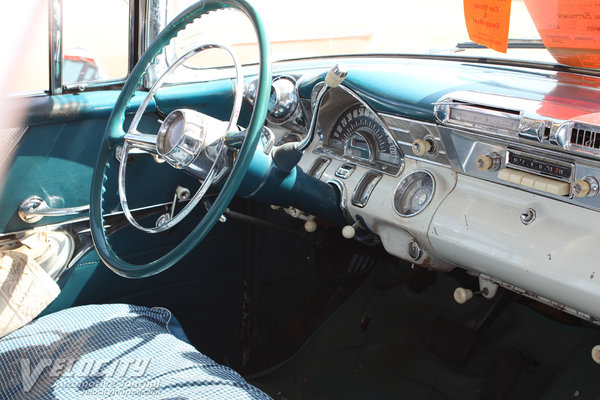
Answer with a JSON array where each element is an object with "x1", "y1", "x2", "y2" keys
[{"x1": 474, "y1": 150, "x2": 599, "y2": 198}]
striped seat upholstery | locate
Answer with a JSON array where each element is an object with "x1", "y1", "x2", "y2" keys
[{"x1": 0, "y1": 304, "x2": 271, "y2": 400}]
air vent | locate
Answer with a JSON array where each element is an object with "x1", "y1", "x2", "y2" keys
[
  {"x1": 564, "y1": 122, "x2": 600, "y2": 158},
  {"x1": 570, "y1": 125, "x2": 600, "y2": 150}
]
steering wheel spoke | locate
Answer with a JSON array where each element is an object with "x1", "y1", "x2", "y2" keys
[{"x1": 124, "y1": 130, "x2": 158, "y2": 155}]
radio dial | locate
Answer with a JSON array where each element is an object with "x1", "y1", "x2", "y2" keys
[
  {"x1": 573, "y1": 177, "x2": 599, "y2": 198},
  {"x1": 476, "y1": 155, "x2": 493, "y2": 171},
  {"x1": 476, "y1": 152, "x2": 501, "y2": 171}
]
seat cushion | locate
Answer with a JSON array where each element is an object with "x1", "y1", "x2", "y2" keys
[{"x1": 0, "y1": 304, "x2": 271, "y2": 399}]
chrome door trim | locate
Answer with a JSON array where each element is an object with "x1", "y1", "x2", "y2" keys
[{"x1": 48, "y1": 0, "x2": 63, "y2": 95}]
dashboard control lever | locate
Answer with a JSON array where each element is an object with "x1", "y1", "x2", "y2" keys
[
  {"x1": 453, "y1": 287, "x2": 489, "y2": 304},
  {"x1": 324, "y1": 64, "x2": 348, "y2": 88},
  {"x1": 272, "y1": 64, "x2": 348, "y2": 173},
  {"x1": 342, "y1": 221, "x2": 361, "y2": 239}
]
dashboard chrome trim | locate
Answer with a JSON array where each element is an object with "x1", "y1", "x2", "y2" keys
[
  {"x1": 479, "y1": 273, "x2": 599, "y2": 324},
  {"x1": 380, "y1": 113, "x2": 450, "y2": 168}
]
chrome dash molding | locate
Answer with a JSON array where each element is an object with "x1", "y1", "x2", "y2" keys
[
  {"x1": 379, "y1": 113, "x2": 451, "y2": 168},
  {"x1": 433, "y1": 90, "x2": 600, "y2": 162},
  {"x1": 480, "y1": 273, "x2": 600, "y2": 326}
]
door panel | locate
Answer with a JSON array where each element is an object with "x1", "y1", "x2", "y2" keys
[{"x1": 0, "y1": 79, "x2": 247, "y2": 366}]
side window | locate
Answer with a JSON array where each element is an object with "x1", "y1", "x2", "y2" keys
[
  {"x1": 3, "y1": 0, "x2": 129, "y2": 96},
  {"x1": 62, "y1": 0, "x2": 129, "y2": 86}
]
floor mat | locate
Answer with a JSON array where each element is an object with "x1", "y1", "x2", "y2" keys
[{"x1": 250, "y1": 262, "x2": 600, "y2": 400}]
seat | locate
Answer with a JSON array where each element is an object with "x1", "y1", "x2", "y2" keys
[{"x1": 0, "y1": 304, "x2": 271, "y2": 399}]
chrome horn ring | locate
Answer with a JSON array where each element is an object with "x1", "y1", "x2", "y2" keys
[{"x1": 118, "y1": 43, "x2": 244, "y2": 233}]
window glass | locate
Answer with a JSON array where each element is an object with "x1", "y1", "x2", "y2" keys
[
  {"x1": 2, "y1": 3, "x2": 49, "y2": 94},
  {"x1": 62, "y1": 0, "x2": 129, "y2": 85}
]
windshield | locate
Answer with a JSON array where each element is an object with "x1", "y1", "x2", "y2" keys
[{"x1": 167, "y1": 0, "x2": 563, "y2": 69}]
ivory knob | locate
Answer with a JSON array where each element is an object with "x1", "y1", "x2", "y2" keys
[
  {"x1": 573, "y1": 179, "x2": 591, "y2": 198},
  {"x1": 412, "y1": 139, "x2": 432, "y2": 156},
  {"x1": 476, "y1": 155, "x2": 494, "y2": 171},
  {"x1": 453, "y1": 287, "x2": 473, "y2": 304}
]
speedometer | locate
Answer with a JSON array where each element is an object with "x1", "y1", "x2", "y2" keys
[{"x1": 327, "y1": 104, "x2": 402, "y2": 174}]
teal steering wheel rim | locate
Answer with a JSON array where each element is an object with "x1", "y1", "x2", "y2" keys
[{"x1": 90, "y1": 0, "x2": 272, "y2": 278}]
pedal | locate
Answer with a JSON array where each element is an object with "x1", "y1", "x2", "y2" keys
[
  {"x1": 424, "y1": 316, "x2": 478, "y2": 367},
  {"x1": 425, "y1": 288, "x2": 509, "y2": 366},
  {"x1": 481, "y1": 347, "x2": 524, "y2": 400}
]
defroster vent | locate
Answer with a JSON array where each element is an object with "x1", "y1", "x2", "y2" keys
[
  {"x1": 570, "y1": 125, "x2": 600, "y2": 150},
  {"x1": 566, "y1": 122, "x2": 600, "y2": 157}
]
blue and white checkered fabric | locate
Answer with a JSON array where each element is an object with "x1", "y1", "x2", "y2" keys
[{"x1": 0, "y1": 304, "x2": 271, "y2": 400}]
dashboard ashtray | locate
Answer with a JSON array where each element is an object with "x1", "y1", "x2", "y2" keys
[{"x1": 393, "y1": 170, "x2": 435, "y2": 217}]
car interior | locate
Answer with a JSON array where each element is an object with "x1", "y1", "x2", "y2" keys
[{"x1": 1, "y1": 0, "x2": 600, "y2": 399}]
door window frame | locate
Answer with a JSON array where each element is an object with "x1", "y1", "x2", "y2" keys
[{"x1": 46, "y1": 0, "x2": 138, "y2": 95}]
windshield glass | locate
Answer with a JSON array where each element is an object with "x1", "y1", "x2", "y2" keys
[{"x1": 167, "y1": 0, "x2": 563, "y2": 68}]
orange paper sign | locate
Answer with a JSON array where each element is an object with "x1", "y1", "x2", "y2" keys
[
  {"x1": 463, "y1": 0, "x2": 512, "y2": 53},
  {"x1": 524, "y1": 0, "x2": 600, "y2": 68}
]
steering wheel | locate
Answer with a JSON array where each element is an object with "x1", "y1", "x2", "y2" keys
[{"x1": 90, "y1": 0, "x2": 271, "y2": 278}]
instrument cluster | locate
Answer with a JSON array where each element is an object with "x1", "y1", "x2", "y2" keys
[{"x1": 313, "y1": 86, "x2": 404, "y2": 176}]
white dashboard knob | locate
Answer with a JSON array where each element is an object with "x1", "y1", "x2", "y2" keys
[
  {"x1": 304, "y1": 220, "x2": 317, "y2": 233},
  {"x1": 325, "y1": 64, "x2": 348, "y2": 88},
  {"x1": 175, "y1": 186, "x2": 190, "y2": 200},
  {"x1": 573, "y1": 179, "x2": 591, "y2": 197},
  {"x1": 453, "y1": 287, "x2": 473, "y2": 304},
  {"x1": 342, "y1": 225, "x2": 356, "y2": 239},
  {"x1": 476, "y1": 155, "x2": 494, "y2": 171},
  {"x1": 412, "y1": 139, "x2": 432, "y2": 156},
  {"x1": 592, "y1": 345, "x2": 600, "y2": 364}
]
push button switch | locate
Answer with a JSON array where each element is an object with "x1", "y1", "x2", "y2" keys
[
  {"x1": 335, "y1": 164, "x2": 355, "y2": 179},
  {"x1": 497, "y1": 168, "x2": 570, "y2": 196}
]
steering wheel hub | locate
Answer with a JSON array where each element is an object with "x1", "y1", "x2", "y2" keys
[{"x1": 157, "y1": 109, "x2": 229, "y2": 176}]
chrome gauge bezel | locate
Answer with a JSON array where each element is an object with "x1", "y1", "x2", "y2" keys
[
  {"x1": 266, "y1": 75, "x2": 299, "y2": 124},
  {"x1": 244, "y1": 74, "x2": 308, "y2": 133},
  {"x1": 392, "y1": 170, "x2": 436, "y2": 217},
  {"x1": 312, "y1": 85, "x2": 404, "y2": 176}
]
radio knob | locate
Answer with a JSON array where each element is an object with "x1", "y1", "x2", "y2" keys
[
  {"x1": 573, "y1": 180, "x2": 591, "y2": 197},
  {"x1": 412, "y1": 139, "x2": 433, "y2": 156},
  {"x1": 573, "y1": 177, "x2": 599, "y2": 198},
  {"x1": 476, "y1": 152, "x2": 501, "y2": 171},
  {"x1": 476, "y1": 155, "x2": 493, "y2": 171}
]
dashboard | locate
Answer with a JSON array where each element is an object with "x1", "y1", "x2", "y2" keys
[{"x1": 245, "y1": 57, "x2": 600, "y2": 324}]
